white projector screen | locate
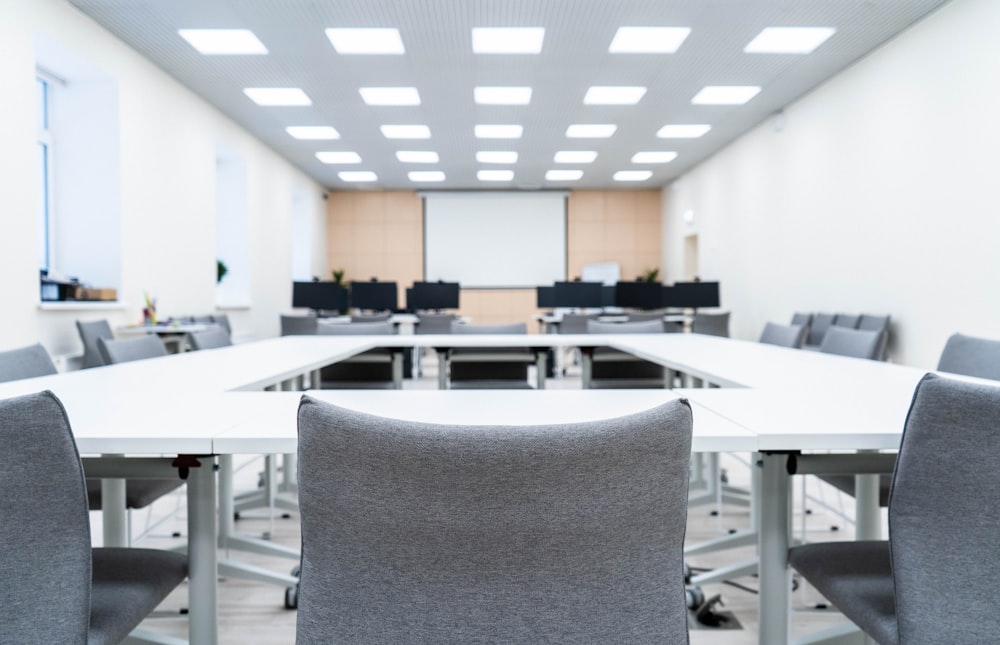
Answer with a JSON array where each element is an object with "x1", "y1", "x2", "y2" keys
[{"x1": 423, "y1": 192, "x2": 567, "y2": 288}]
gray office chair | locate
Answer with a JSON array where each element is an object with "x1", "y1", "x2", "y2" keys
[
  {"x1": 350, "y1": 312, "x2": 392, "y2": 322},
  {"x1": 316, "y1": 320, "x2": 398, "y2": 388},
  {"x1": 789, "y1": 373, "x2": 1000, "y2": 644},
  {"x1": 790, "y1": 312, "x2": 813, "y2": 328},
  {"x1": 188, "y1": 327, "x2": 233, "y2": 350},
  {"x1": 281, "y1": 314, "x2": 319, "y2": 336},
  {"x1": 96, "y1": 334, "x2": 168, "y2": 365},
  {"x1": 804, "y1": 312, "x2": 836, "y2": 348},
  {"x1": 0, "y1": 343, "x2": 58, "y2": 381},
  {"x1": 691, "y1": 311, "x2": 730, "y2": 337},
  {"x1": 212, "y1": 313, "x2": 233, "y2": 336},
  {"x1": 415, "y1": 312, "x2": 456, "y2": 334},
  {"x1": 294, "y1": 394, "x2": 693, "y2": 644},
  {"x1": 759, "y1": 322, "x2": 807, "y2": 348},
  {"x1": 557, "y1": 312, "x2": 600, "y2": 334},
  {"x1": 859, "y1": 314, "x2": 891, "y2": 360},
  {"x1": 818, "y1": 327, "x2": 882, "y2": 360},
  {"x1": 0, "y1": 390, "x2": 188, "y2": 644},
  {"x1": 584, "y1": 319, "x2": 675, "y2": 389},
  {"x1": 626, "y1": 309, "x2": 669, "y2": 323},
  {"x1": 76, "y1": 319, "x2": 115, "y2": 369},
  {"x1": 936, "y1": 332, "x2": 1000, "y2": 380},
  {"x1": 447, "y1": 322, "x2": 535, "y2": 389},
  {"x1": 832, "y1": 313, "x2": 861, "y2": 329}
]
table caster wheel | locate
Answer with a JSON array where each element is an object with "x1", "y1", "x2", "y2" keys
[
  {"x1": 685, "y1": 586, "x2": 705, "y2": 610},
  {"x1": 284, "y1": 584, "x2": 298, "y2": 609}
]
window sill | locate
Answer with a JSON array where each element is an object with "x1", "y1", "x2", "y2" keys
[{"x1": 38, "y1": 301, "x2": 129, "y2": 311}]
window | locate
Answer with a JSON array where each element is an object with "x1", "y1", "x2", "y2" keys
[{"x1": 36, "y1": 75, "x2": 53, "y2": 272}]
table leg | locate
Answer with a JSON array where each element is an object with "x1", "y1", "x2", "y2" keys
[
  {"x1": 188, "y1": 456, "x2": 218, "y2": 645},
  {"x1": 437, "y1": 351, "x2": 448, "y2": 389},
  {"x1": 855, "y1": 471, "x2": 881, "y2": 540},
  {"x1": 535, "y1": 351, "x2": 547, "y2": 389},
  {"x1": 101, "y1": 455, "x2": 127, "y2": 547},
  {"x1": 758, "y1": 452, "x2": 791, "y2": 645}
]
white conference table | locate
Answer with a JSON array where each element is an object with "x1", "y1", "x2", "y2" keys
[{"x1": 0, "y1": 332, "x2": 939, "y2": 644}]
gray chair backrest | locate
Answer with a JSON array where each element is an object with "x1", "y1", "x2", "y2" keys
[
  {"x1": 317, "y1": 321, "x2": 394, "y2": 335},
  {"x1": 557, "y1": 313, "x2": 599, "y2": 334},
  {"x1": 626, "y1": 310, "x2": 668, "y2": 323},
  {"x1": 96, "y1": 335, "x2": 168, "y2": 365},
  {"x1": 888, "y1": 373, "x2": 1000, "y2": 643},
  {"x1": 818, "y1": 327, "x2": 882, "y2": 360},
  {"x1": 806, "y1": 313, "x2": 836, "y2": 346},
  {"x1": 936, "y1": 333, "x2": 1000, "y2": 381},
  {"x1": 759, "y1": 322, "x2": 807, "y2": 349},
  {"x1": 587, "y1": 319, "x2": 667, "y2": 334},
  {"x1": 0, "y1": 343, "x2": 58, "y2": 383},
  {"x1": 188, "y1": 328, "x2": 233, "y2": 351},
  {"x1": 832, "y1": 313, "x2": 861, "y2": 329},
  {"x1": 691, "y1": 312, "x2": 730, "y2": 337},
  {"x1": 0, "y1": 391, "x2": 91, "y2": 643},
  {"x1": 415, "y1": 313, "x2": 456, "y2": 335},
  {"x1": 451, "y1": 322, "x2": 527, "y2": 335},
  {"x1": 790, "y1": 312, "x2": 812, "y2": 327},
  {"x1": 351, "y1": 312, "x2": 392, "y2": 323},
  {"x1": 281, "y1": 315, "x2": 318, "y2": 336},
  {"x1": 212, "y1": 314, "x2": 232, "y2": 336},
  {"x1": 76, "y1": 319, "x2": 114, "y2": 369},
  {"x1": 858, "y1": 314, "x2": 890, "y2": 333},
  {"x1": 295, "y1": 395, "x2": 693, "y2": 644}
]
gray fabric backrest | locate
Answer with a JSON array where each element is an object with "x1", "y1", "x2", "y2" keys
[
  {"x1": 833, "y1": 313, "x2": 861, "y2": 329},
  {"x1": 936, "y1": 333, "x2": 1000, "y2": 381},
  {"x1": 790, "y1": 312, "x2": 812, "y2": 327},
  {"x1": 806, "y1": 313, "x2": 836, "y2": 346},
  {"x1": 858, "y1": 314, "x2": 890, "y2": 333},
  {"x1": 188, "y1": 328, "x2": 233, "y2": 350},
  {"x1": 759, "y1": 322, "x2": 807, "y2": 349},
  {"x1": 626, "y1": 310, "x2": 668, "y2": 323},
  {"x1": 212, "y1": 313, "x2": 232, "y2": 335},
  {"x1": 0, "y1": 391, "x2": 91, "y2": 643},
  {"x1": 76, "y1": 319, "x2": 114, "y2": 369},
  {"x1": 97, "y1": 335, "x2": 168, "y2": 365},
  {"x1": 317, "y1": 320, "x2": 394, "y2": 335},
  {"x1": 818, "y1": 327, "x2": 882, "y2": 360},
  {"x1": 451, "y1": 322, "x2": 527, "y2": 334},
  {"x1": 691, "y1": 312, "x2": 730, "y2": 337},
  {"x1": 415, "y1": 313, "x2": 456, "y2": 334},
  {"x1": 281, "y1": 315, "x2": 318, "y2": 336},
  {"x1": 0, "y1": 343, "x2": 58, "y2": 383},
  {"x1": 587, "y1": 319, "x2": 666, "y2": 334},
  {"x1": 889, "y1": 374, "x2": 1000, "y2": 644},
  {"x1": 296, "y1": 395, "x2": 693, "y2": 644},
  {"x1": 557, "y1": 313, "x2": 599, "y2": 334},
  {"x1": 350, "y1": 312, "x2": 392, "y2": 322}
]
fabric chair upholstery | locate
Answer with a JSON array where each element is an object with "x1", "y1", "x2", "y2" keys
[
  {"x1": 0, "y1": 391, "x2": 188, "y2": 644},
  {"x1": 447, "y1": 322, "x2": 534, "y2": 389},
  {"x1": 414, "y1": 312, "x2": 456, "y2": 334},
  {"x1": 556, "y1": 312, "x2": 599, "y2": 334},
  {"x1": 316, "y1": 321, "x2": 396, "y2": 388},
  {"x1": 96, "y1": 335, "x2": 168, "y2": 365},
  {"x1": 805, "y1": 312, "x2": 835, "y2": 347},
  {"x1": 281, "y1": 314, "x2": 318, "y2": 336},
  {"x1": 584, "y1": 319, "x2": 673, "y2": 388},
  {"x1": 936, "y1": 332, "x2": 1000, "y2": 381},
  {"x1": 212, "y1": 313, "x2": 232, "y2": 336},
  {"x1": 691, "y1": 312, "x2": 730, "y2": 337},
  {"x1": 295, "y1": 395, "x2": 694, "y2": 644},
  {"x1": 790, "y1": 312, "x2": 813, "y2": 327},
  {"x1": 0, "y1": 343, "x2": 58, "y2": 382},
  {"x1": 76, "y1": 319, "x2": 114, "y2": 369},
  {"x1": 832, "y1": 313, "x2": 861, "y2": 329},
  {"x1": 188, "y1": 328, "x2": 233, "y2": 350},
  {"x1": 818, "y1": 327, "x2": 882, "y2": 360},
  {"x1": 759, "y1": 322, "x2": 807, "y2": 349},
  {"x1": 350, "y1": 312, "x2": 392, "y2": 322},
  {"x1": 859, "y1": 314, "x2": 891, "y2": 360},
  {"x1": 626, "y1": 310, "x2": 669, "y2": 323},
  {"x1": 790, "y1": 373, "x2": 1000, "y2": 644}
]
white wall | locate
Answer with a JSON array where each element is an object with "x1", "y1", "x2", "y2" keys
[
  {"x1": 663, "y1": 0, "x2": 1000, "y2": 368},
  {"x1": 0, "y1": 0, "x2": 327, "y2": 357}
]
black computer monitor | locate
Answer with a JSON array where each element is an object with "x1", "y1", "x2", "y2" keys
[
  {"x1": 614, "y1": 281, "x2": 664, "y2": 310},
  {"x1": 409, "y1": 281, "x2": 460, "y2": 310},
  {"x1": 349, "y1": 281, "x2": 398, "y2": 311},
  {"x1": 552, "y1": 281, "x2": 603, "y2": 308},
  {"x1": 600, "y1": 285, "x2": 617, "y2": 308},
  {"x1": 667, "y1": 281, "x2": 720, "y2": 308},
  {"x1": 292, "y1": 281, "x2": 348, "y2": 313},
  {"x1": 536, "y1": 286, "x2": 555, "y2": 308}
]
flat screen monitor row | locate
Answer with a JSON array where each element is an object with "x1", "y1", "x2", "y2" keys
[
  {"x1": 537, "y1": 281, "x2": 721, "y2": 310},
  {"x1": 292, "y1": 281, "x2": 460, "y2": 313}
]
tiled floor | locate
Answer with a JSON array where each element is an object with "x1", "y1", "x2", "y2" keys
[{"x1": 127, "y1": 352, "x2": 863, "y2": 643}]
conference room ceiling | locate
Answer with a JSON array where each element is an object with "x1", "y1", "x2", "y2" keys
[{"x1": 68, "y1": 0, "x2": 951, "y2": 192}]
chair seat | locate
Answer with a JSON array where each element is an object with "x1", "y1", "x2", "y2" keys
[
  {"x1": 86, "y1": 479, "x2": 184, "y2": 511},
  {"x1": 788, "y1": 541, "x2": 897, "y2": 645},
  {"x1": 89, "y1": 547, "x2": 188, "y2": 645},
  {"x1": 818, "y1": 474, "x2": 892, "y2": 507}
]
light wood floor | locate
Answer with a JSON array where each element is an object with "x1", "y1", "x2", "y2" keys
[{"x1": 123, "y1": 351, "x2": 865, "y2": 643}]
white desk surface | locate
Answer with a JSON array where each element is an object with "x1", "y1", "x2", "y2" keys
[{"x1": 116, "y1": 322, "x2": 219, "y2": 336}]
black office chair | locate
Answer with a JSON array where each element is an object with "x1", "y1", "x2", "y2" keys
[
  {"x1": 790, "y1": 373, "x2": 1000, "y2": 643},
  {"x1": 0, "y1": 390, "x2": 188, "y2": 644},
  {"x1": 294, "y1": 394, "x2": 694, "y2": 643}
]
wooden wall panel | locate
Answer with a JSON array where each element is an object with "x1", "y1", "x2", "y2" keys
[{"x1": 327, "y1": 190, "x2": 661, "y2": 328}]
